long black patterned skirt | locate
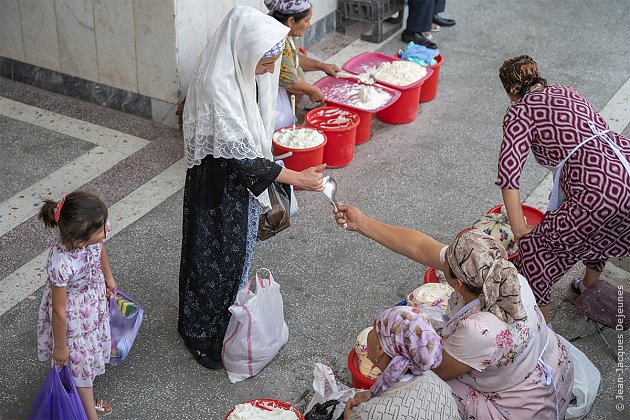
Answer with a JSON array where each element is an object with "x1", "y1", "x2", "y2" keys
[{"x1": 178, "y1": 155, "x2": 280, "y2": 359}]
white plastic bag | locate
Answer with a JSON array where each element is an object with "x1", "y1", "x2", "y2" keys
[
  {"x1": 305, "y1": 363, "x2": 356, "y2": 419},
  {"x1": 222, "y1": 268, "x2": 289, "y2": 383},
  {"x1": 275, "y1": 88, "x2": 296, "y2": 131},
  {"x1": 559, "y1": 336, "x2": 601, "y2": 419}
]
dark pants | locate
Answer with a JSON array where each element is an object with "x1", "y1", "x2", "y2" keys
[{"x1": 405, "y1": 0, "x2": 446, "y2": 34}]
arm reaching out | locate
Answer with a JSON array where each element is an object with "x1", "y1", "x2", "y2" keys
[{"x1": 334, "y1": 203, "x2": 449, "y2": 273}]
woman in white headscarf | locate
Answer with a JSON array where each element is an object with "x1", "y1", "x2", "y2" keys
[
  {"x1": 265, "y1": 0, "x2": 341, "y2": 129},
  {"x1": 179, "y1": 6, "x2": 325, "y2": 369}
]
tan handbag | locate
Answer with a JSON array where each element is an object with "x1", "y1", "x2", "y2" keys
[{"x1": 257, "y1": 182, "x2": 291, "y2": 241}]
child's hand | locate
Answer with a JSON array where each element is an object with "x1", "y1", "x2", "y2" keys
[
  {"x1": 52, "y1": 344, "x2": 70, "y2": 366},
  {"x1": 105, "y1": 276, "x2": 117, "y2": 297}
]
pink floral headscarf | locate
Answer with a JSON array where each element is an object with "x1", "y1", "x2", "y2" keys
[
  {"x1": 370, "y1": 306, "x2": 442, "y2": 398},
  {"x1": 264, "y1": 0, "x2": 312, "y2": 14}
]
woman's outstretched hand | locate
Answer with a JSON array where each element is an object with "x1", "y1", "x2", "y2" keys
[
  {"x1": 334, "y1": 203, "x2": 362, "y2": 231},
  {"x1": 298, "y1": 164, "x2": 326, "y2": 191}
]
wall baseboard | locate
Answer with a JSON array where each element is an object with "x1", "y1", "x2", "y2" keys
[
  {"x1": 0, "y1": 56, "x2": 153, "y2": 119},
  {"x1": 0, "y1": 10, "x2": 338, "y2": 125}
]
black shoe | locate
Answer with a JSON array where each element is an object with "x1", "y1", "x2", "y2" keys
[
  {"x1": 186, "y1": 346, "x2": 223, "y2": 370},
  {"x1": 433, "y1": 14, "x2": 456, "y2": 27},
  {"x1": 401, "y1": 31, "x2": 438, "y2": 49}
]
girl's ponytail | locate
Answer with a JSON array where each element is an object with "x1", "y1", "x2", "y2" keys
[
  {"x1": 39, "y1": 191, "x2": 108, "y2": 246},
  {"x1": 39, "y1": 200, "x2": 59, "y2": 228}
]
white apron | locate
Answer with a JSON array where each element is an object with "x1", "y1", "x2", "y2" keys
[
  {"x1": 274, "y1": 37, "x2": 299, "y2": 131},
  {"x1": 545, "y1": 121, "x2": 630, "y2": 212}
]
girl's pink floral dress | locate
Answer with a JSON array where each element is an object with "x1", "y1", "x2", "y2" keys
[
  {"x1": 37, "y1": 241, "x2": 111, "y2": 387},
  {"x1": 441, "y1": 275, "x2": 574, "y2": 419}
]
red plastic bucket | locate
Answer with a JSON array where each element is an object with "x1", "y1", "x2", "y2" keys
[
  {"x1": 419, "y1": 54, "x2": 443, "y2": 103},
  {"x1": 334, "y1": 105, "x2": 372, "y2": 144},
  {"x1": 376, "y1": 85, "x2": 422, "y2": 124},
  {"x1": 225, "y1": 399, "x2": 305, "y2": 420},
  {"x1": 306, "y1": 107, "x2": 360, "y2": 167},
  {"x1": 487, "y1": 204, "x2": 545, "y2": 226},
  {"x1": 487, "y1": 204, "x2": 545, "y2": 261},
  {"x1": 313, "y1": 76, "x2": 400, "y2": 144},
  {"x1": 272, "y1": 126, "x2": 327, "y2": 174},
  {"x1": 341, "y1": 52, "x2": 432, "y2": 125},
  {"x1": 348, "y1": 349, "x2": 376, "y2": 390},
  {"x1": 423, "y1": 267, "x2": 440, "y2": 284}
]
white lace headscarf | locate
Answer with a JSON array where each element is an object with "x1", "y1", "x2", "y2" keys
[{"x1": 183, "y1": 6, "x2": 289, "y2": 207}]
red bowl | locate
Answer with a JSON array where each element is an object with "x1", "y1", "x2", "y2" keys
[
  {"x1": 225, "y1": 399, "x2": 304, "y2": 420},
  {"x1": 347, "y1": 349, "x2": 376, "y2": 390},
  {"x1": 423, "y1": 267, "x2": 439, "y2": 284},
  {"x1": 487, "y1": 204, "x2": 544, "y2": 226}
]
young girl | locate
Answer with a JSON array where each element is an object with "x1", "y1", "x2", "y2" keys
[{"x1": 37, "y1": 191, "x2": 116, "y2": 419}]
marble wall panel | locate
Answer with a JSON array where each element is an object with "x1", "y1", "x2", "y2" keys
[
  {"x1": 55, "y1": 0, "x2": 99, "y2": 81},
  {"x1": 176, "y1": 0, "x2": 208, "y2": 98},
  {"x1": 0, "y1": 0, "x2": 25, "y2": 61},
  {"x1": 94, "y1": 0, "x2": 137, "y2": 92},
  {"x1": 134, "y1": 0, "x2": 179, "y2": 103},
  {"x1": 19, "y1": 0, "x2": 61, "y2": 71},
  {"x1": 206, "y1": 0, "x2": 237, "y2": 37},
  {"x1": 151, "y1": 97, "x2": 179, "y2": 128},
  {"x1": 312, "y1": 0, "x2": 337, "y2": 21}
]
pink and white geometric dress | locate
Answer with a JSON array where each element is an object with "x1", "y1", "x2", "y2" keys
[
  {"x1": 37, "y1": 241, "x2": 111, "y2": 387},
  {"x1": 496, "y1": 84, "x2": 630, "y2": 305}
]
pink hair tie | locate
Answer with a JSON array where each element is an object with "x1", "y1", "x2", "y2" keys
[{"x1": 53, "y1": 193, "x2": 67, "y2": 222}]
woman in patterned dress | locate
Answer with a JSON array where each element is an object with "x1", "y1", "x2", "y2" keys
[
  {"x1": 496, "y1": 55, "x2": 630, "y2": 321},
  {"x1": 266, "y1": 0, "x2": 341, "y2": 129},
  {"x1": 179, "y1": 6, "x2": 324, "y2": 369},
  {"x1": 334, "y1": 206, "x2": 574, "y2": 419}
]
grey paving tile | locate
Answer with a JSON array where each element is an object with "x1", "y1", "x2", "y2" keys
[{"x1": 0, "y1": 116, "x2": 93, "y2": 201}]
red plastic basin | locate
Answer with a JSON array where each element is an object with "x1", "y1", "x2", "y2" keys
[
  {"x1": 487, "y1": 204, "x2": 545, "y2": 226},
  {"x1": 342, "y1": 52, "x2": 433, "y2": 124},
  {"x1": 487, "y1": 204, "x2": 545, "y2": 261},
  {"x1": 272, "y1": 126, "x2": 327, "y2": 174},
  {"x1": 306, "y1": 107, "x2": 360, "y2": 168},
  {"x1": 423, "y1": 267, "x2": 440, "y2": 284},
  {"x1": 225, "y1": 399, "x2": 304, "y2": 419},
  {"x1": 348, "y1": 349, "x2": 376, "y2": 390},
  {"x1": 314, "y1": 76, "x2": 400, "y2": 144},
  {"x1": 420, "y1": 54, "x2": 443, "y2": 103}
]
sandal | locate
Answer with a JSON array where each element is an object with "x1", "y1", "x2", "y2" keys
[
  {"x1": 94, "y1": 399, "x2": 112, "y2": 416},
  {"x1": 571, "y1": 278, "x2": 585, "y2": 295}
]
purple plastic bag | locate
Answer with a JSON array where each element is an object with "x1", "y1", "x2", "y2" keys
[
  {"x1": 28, "y1": 366, "x2": 88, "y2": 420},
  {"x1": 109, "y1": 289, "x2": 143, "y2": 365}
]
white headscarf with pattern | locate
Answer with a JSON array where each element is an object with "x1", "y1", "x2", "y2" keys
[{"x1": 183, "y1": 6, "x2": 289, "y2": 208}]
